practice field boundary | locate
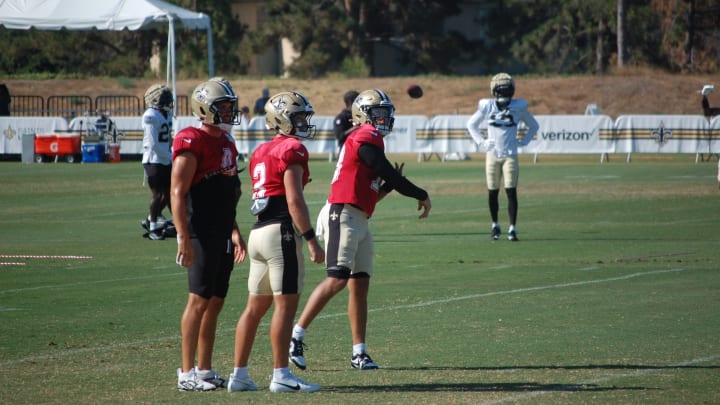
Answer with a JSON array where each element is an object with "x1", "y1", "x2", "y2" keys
[{"x1": 0, "y1": 268, "x2": 685, "y2": 367}]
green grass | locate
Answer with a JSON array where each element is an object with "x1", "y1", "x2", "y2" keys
[{"x1": 1, "y1": 154, "x2": 719, "y2": 404}]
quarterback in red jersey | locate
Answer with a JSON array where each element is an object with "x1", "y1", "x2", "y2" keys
[
  {"x1": 291, "y1": 88, "x2": 432, "y2": 371},
  {"x1": 228, "y1": 91, "x2": 324, "y2": 394},
  {"x1": 171, "y1": 79, "x2": 247, "y2": 392}
]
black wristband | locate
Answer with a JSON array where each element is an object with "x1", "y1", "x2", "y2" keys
[{"x1": 301, "y1": 228, "x2": 316, "y2": 241}]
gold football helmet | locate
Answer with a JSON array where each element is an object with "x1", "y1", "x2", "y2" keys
[
  {"x1": 264, "y1": 91, "x2": 316, "y2": 139},
  {"x1": 351, "y1": 89, "x2": 395, "y2": 135},
  {"x1": 490, "y1": 73, "x2": 515, "y2": 108},
  {"x1": 144, "y1": 84, "x2": 173, "y2": 113},
  {"x1": 191, "y1": 79, "x2": 240, "y2": 126}
]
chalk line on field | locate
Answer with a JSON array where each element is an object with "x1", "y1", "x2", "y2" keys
[
  {"x1": 0, "y1": 255, "x2": 93, "y2": 259},
  {"x1": 480, "y1": 354, "x2": 720, "y2": 405},
  {"x1": 0, "y1": 271, "x2": 185, "y2": 295},
  {"x1": 0, "y1": 268, "x2": 685, "y2": 367}
]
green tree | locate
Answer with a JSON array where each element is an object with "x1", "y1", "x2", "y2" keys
[
  {"x1": 250, "y1": 0, "x2": 466, "y2": 77},
  {"x1": 249, "y1": 0, "x2": 355, "y2": 78},
  {"x1": 173, "y1": 0, "x2": 248, "y2": 77},
  {"x1": 653, "y1": 0, "x2": 720, "y2": 72}
]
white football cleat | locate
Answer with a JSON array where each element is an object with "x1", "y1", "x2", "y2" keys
[
  {"x1": 177, "y1": 368, "x2": 216, "y2": 392},
  {"x1": 269, "y1": 372, "x2": 320, "y2": 393}
]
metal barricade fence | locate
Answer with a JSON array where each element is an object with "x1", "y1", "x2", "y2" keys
[
  {"x1": 95, "y1": 95, "x2": 142, "y2": 116},
  {"x1": 9, "y1": 95, "x2": 45, "y2": 116},
  {"x1": 46, "y1": 95, "x2": 93, "y2": 119}
]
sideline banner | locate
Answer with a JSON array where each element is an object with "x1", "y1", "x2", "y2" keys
[
  {"x1": 613, "y1": 115, "x2": 708, "y2": 153},
  {"x1": 299, "y1": 116, "x2": 336, "y2": 154},
  {"x1": 524, "y1": 115, "x2": 615, "y2": 154},
  {"x1": 708, "y1": 116, "x2": 720, "y2": 154},
  {"x1": 418, "y1": 115, "x2": 474, "y2": 155},
  {"x1": 3, "y1": 114, "x2": 718, "y2": 157},
  {"x1": 0, "y1": 117, "x2": 68, "y2": 154},
  {"x1": 384, "y1": 115, "x2": 427, "y2": 153}
]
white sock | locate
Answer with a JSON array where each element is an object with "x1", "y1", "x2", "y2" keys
[
  {"x1": 292, "y1": 325, "x2": 305, "y2": 340},
  {"x1": 232, "y1": 367, "x2": 248, "y2": 379},
  {"x1": 353, "y1": 343, "x2": 366, "y2": 355},
  {"x1": 492, "y1": 222, "x2": 499, "y2": 229},
  {"x1": 273, "y1": 367, "x2": 291, "y2": 380},
  {"x1": 149, "y1": 221, "x2": 158, "y2": 231},
  {"x1": 509, "y1": 225, "x2": 516, "y2": 232}
]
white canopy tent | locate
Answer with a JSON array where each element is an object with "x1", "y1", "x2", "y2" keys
[{"x1": 0, "y1": 0, "x2": 214, "y2": 112}]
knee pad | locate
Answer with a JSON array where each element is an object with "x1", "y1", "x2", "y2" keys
[
  {"x1": 350, "y1": 272, "x2": 370, "y2": 279},
  {"x1": 327, "y1": 266, "x2": 351, "y2": 279}
]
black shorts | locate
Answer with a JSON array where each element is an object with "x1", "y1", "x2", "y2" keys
[
  {"x1": 143, "y1": 163, "x2": 171, "y2": 190},
  {"x1": 187, "y1": 237, "x2": 234, "y2": 299}
]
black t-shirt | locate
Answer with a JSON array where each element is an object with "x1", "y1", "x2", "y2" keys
[{"x1": 333, "y1": 108, "x2": 353, "y2": 147}]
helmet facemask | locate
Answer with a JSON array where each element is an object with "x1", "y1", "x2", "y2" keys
[
  {"x1": 352, "y1": 89, "x2": 395, "y2": 136},
  {"x1": 490, "y1": 73, "x2": 515, "y2": 110},
  {"x1": 157, "y1": 90, "x2": 174, "y2": 113},
  {"x1": 364, "y1": 106, "x2": 395, "y2": 136},
  {"x1": 209, "y1": 98, "x2": 240, "y2": 129},
  {"x1": 289, "y1": 111, "x2": 316, "y2": 139},
  {"x1": 493, "y1": 84, "x2": 514, "y2": 109},
  {"x1": 191, "y1": 80, "x2": 240, "y2": 130}
]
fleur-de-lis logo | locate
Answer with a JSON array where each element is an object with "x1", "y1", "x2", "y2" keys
[
  {"x1": 271, "y1": 96, "x2": 287, "y2": 113},
  {"x1": 650, "y1": 121, "x2": 672, "y2": 144},
  {"x1": 283, "y1": 231, "x2": 294, "y2": 242},
  {"x1": 195, "y1": 87, "x2": 209, "y2": 102},
  {"x1": 3, "y1": 125, "x2": 16, "y2": 140}
]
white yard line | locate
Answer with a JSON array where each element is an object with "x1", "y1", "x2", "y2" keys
[{"x1": 0, "y1": 268, "x2": 685, "y2": 366}]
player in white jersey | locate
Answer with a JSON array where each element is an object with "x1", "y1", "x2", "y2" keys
[
  {"x1": 141, "y1": 84, "x2": 174, "y2": 240},
  {"x1": 466, "y1": 73, "x2": 539, "y2": 241}
]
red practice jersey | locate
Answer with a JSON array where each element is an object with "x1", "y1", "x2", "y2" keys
[
  {"x1": 328, "y1": 123, "x2": 385, "y2": 217},
  {"x1": 172, "y1": 126, "x2": 240, "y2": 238},
  {"x1": 172, "y1": 127, "x2": 239, "y2": 185},
  {"x1": 250, "y1": 136, "x2": 310, "y2": 200}
]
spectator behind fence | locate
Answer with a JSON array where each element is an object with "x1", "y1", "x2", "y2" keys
[
  {"x1": 253, "y1": 88, "x2": 270, "y2": 116},
  {"x1": 0, "y1": 84, "x2": 10, "y2": 116}
]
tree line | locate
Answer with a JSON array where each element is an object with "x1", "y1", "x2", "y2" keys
[{"x1": 1, "y1": 0, "x2": 717, "y2": 78}]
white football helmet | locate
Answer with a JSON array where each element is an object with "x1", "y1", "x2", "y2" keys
[
  {"x1": 264, "y1": 91, "x2": 316, "y2": 139},
  {"x1": 351, "y1": 89, "x2": 395, "y2": 136},
  {"x1": 490, "y1": 73, "x2": 515, "y2": 109},
  {"x1": 191, "y1": 79, "x2": 240, "y2": 126},
  {"x1": 144, "y1": 84, "x2": 173, "y2": 113}
]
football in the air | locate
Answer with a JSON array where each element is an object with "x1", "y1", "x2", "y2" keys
[{"x1": 407, "y1": 84, "x2": 423, "y2": 99}]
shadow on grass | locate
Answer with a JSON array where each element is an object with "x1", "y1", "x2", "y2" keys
[
  {"x1": 325, "y1": 381, "x2": 650, "y2": 393},
  {"x1": 385, "y1": 364, "x2": 720, "y2": 371},
  {"x1": 319, "y1": 363, "x2": 720, "y2": 393}
]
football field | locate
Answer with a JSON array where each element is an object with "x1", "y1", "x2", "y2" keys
[{"x1": 1, "y1": 154, "x2": 718, "y2": 404}]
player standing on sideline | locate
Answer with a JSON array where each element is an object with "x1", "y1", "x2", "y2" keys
[
  {"x1": 171, "y1": 79, "x2": 247, "y2": 391},
  {"x1": 698, "y1": 85, "x2": 720, "y2": 163},
  {"x1": 290, "y1": 89, "x2": 432, "y2": 371},
  {"x1": 333, "y1": 90, "x2": 359, "y2": 150},
  {"x1": 466, "y1": 73, "x2": 539, "y2": 241},
  {"x1": 141, "y1": 84, "x2": 174, "y2": 240},
  {"x1": 228, "y1": 91, "x2": 324, "y2": 393}
]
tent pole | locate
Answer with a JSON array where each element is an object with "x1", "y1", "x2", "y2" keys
[
  {"x1": 207, "y1": 23, "x2": 214, "y2": 78},
  {"x1": 168, "y1": 17, "x2": 177, "y2": 117}
]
